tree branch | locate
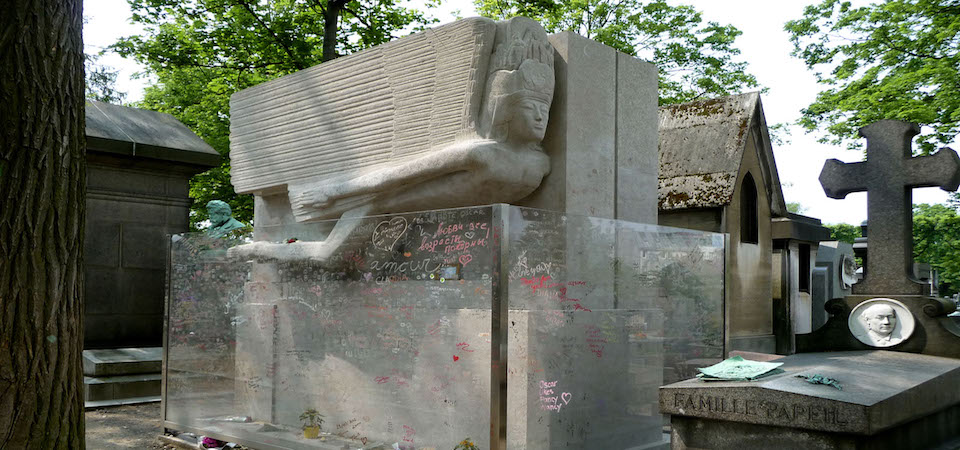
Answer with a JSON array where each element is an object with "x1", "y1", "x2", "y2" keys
[{"x1": 233, "y1": 0, "x2": 307, "y2": 70}]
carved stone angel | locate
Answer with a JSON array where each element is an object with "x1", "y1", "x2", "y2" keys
[{"x1": 230, "y1": 17, "x2": 555, "y2": 260}]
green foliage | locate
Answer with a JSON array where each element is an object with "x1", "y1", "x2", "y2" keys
[
  {"x1": 913, "y1": 203, "x2": 960, "y2": 296},
  {"x1": 474, "y1": 0, "x2": 761, "y2": 105},
  {"x1": 785, "y1": 0, "x2": 960, "y2": 154},
  {"x1": 299, "y1": 408, "x2": 324, "y2": 428},
  {"x1": 85, "y1": 53, "x2": 127, "y2": 104},
  {"x1": 826, "y1": 222, "x2": 861, "y2": 244},
  {"x1": 828, "y1": 205, "x2": 960, "y2": 296},
  {"x1": 786, "y1": 202, "x2": 806, "y2": 214},
  {"x1": 113, "y1": 0, "x2": 436, "y2": 228}
]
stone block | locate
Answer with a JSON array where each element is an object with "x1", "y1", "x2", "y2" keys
[
  {"x1": 120, "y1": 268, "x2": 166, "y2": 314},
  {"x1": 520, "y1": 31, "x2": 661, "y2": 222},
  {"x1": 85, "y1": 221, "x2": 121, "y2": 267},
  {"x1": 84, "y1": 314, "x2": 123, "y2": 348},
  {"x1": 85, "y1": 267, "x2": 121, "y2": 315},
  {"x1": 661, "y1": 351, "x2": 960, "y2": 450},
  {"x1": 616, "y1": 52, "x2": 658, "y2": 224},
  {"x1": 117, "y1": 314, "x2": 163, "y2": 347},
  {"x1": 122, "y1": 225, "x2": 168, "y2": 269},
  {"x1": 727, "y1": 335, "x2": 776, "y2": 354},
  {"x1": 229, "y1": 18, "x2": 501, "y2": 196},
  {"x1": 83, "y1": 347, "x2": 162, "y2": 376}
]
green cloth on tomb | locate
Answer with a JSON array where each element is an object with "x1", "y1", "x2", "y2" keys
[
  {"x1": 796, "y1": 374, "x2": 842, "y2": 390},
  {"x1": 696, "y1": 356, "x2": 784, "y2": 381}
]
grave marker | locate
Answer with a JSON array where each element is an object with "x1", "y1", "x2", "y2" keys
[{"x1": 818, "y1": 120, "x2": 960, "y2": 295}]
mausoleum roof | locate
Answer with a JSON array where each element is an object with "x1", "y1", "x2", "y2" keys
[
  {"x1": 85, "y1": 100, "x2": 220, "y2": 167},
  {"x1": 658, "y1": 92, "x2": 786, "y2": 215}
]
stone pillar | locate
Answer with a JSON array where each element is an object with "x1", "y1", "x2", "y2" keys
[{"x1": 518, "y1": 32, "x2": 658, "y2": 224}]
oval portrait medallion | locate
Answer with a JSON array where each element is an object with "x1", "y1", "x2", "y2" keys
[{"x1": 848, "y1": 298, "x2": 914, "y2": 347}]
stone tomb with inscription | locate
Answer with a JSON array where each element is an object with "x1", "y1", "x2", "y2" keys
[
  {"x1": 660, "y1": 120, "x2": 960, "y2": 449},
  {"x1": 660, "y1": 351, "x2": 960, "y2": 450},
  {"x1": 162, "y1": 205, "x2": 725, "y2": 449}
]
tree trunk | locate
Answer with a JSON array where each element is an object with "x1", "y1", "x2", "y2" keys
[
  {"x1": 323, "y1": 0, "x2": 347, "y2": 62},
  {"x1": 0, "y1": 0, "x2": 87, "y2": 448}
]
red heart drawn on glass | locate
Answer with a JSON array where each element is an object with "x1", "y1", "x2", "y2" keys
[
  {"x1": 459, "y1": 254, "x2": 473, "y2": 266},
  {"x1": 453, "y1": 355, "x2": 460, "y2": 362}
]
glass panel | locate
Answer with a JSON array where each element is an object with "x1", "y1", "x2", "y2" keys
[
  {"x1": 166, "y1": 206, "x2": 496, "y2": 449},
  {"x1": 505, "y1": 207, "x2": 724, "y2": 449},
  {"x1": 164, "y1": 204, "x2": 724, "y2": 449}
]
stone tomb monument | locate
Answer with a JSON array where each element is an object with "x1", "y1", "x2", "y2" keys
[
  {"x1": 797, "y1": 120, "x2": 960, "y2": 358},
  {"x1": 171, "y1": 15, "x2": 688, "y2": 450},
  {"x1": 660, "y1": 351, "x2": 960, "y2": 450},
  {"x1": 659, "y1": 120, "x2": 960, "y2": 449},
  {"x1": 229, "y1": 16, "x2": 658, "y2": 254}
]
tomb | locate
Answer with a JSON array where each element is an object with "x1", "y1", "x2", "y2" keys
[
  {"x1": 84, "y1": 99, "x2": 220, "y2": 348},
  {"x1": 660, "y1": 120, "x2": 960, "y2": 449},
  {"x1": 660, "y1": 351, "x2": 960, "y2": 450},
  {"x1": 84, "y1": 100, "x2": 220, "y2": 406},
  {"x1": 657, "y1": 92, "x2": 789, "y2": 354},
  {"x1": 160, "y1": 15, "x2": 727, "y2": 449},
  {"x1": 771, "y1": 214, "x2": 831, "y2": 354},
  {"x1": 162, "y1": 205, "x2": 725, "y2": 449}
]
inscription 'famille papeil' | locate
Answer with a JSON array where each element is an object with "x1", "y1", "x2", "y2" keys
[{"x1": 671, "y1": 393, "x2": 849, "y2": 426}]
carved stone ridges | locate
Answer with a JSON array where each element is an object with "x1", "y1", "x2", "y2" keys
[{"x1": 229, "y1": 18, "x2": 498, "y2": 194}]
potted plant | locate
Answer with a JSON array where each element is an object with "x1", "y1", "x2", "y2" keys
[
  {"x1": 299, "y1": 408, "x2": 324, "y2": 439},
  {"x1": 454, "y1": 438, "x2": 478, "y2": 450}
]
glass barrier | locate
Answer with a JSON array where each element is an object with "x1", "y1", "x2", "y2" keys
[{"x1": 163, "y1": 204, "x2": 724, "y2": 449}]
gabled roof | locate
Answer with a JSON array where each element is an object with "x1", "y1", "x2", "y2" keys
[
  {"x1": 85, "y1": 100, "x2": 220, "y2": 167},
  {"x1": 658, "y1": 92, "x2": 786, "y2": 216}
]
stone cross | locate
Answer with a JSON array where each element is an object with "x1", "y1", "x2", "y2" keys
[{"x1": 819, "y1": 120, "x2": 960, "y2": 295}]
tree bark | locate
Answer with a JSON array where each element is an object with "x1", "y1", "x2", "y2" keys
[
  {"x1": 323, "y1": 0, "x2": 347, "y2": 62},
  {"x1": 0, "y1": 0, "x2": 87, "y2": 448}
]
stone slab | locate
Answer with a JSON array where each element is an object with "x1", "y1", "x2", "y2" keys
[
  {"x1": 659, "y1": 350, "x2": 960, "y2": 435},
  {"x1": 83, "y1": 347, "x2": 163, "y2": 376},
  {"x1": 85, "y1": 373, "x2": 163, "y2": 401},
  {"x1": 669, "y1": 406, "x2": 960, "y2": 450},
  {"x1": 86, "y1": 100, "x2": 220, "y2": 166}
]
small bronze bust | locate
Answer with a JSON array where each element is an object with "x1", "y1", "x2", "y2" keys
[{"x1": 205, "y1": 200, "x2": 246, "y2": 238}]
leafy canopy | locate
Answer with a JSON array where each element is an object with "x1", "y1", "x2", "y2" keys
[
  {"x1": 825, "y1": 222, "x2": 861, "y2": 244},
  {"x1": 474, "y1": 0, "x2": 761, "y2": 105},
  {"x1": 85, "y1": 53, "x2": 127, "y2": 104},
  {"x1": 829, "y1": 203, "x2": 960, "y2": 296},
  {"x1": 785, "y1": 0, "x2": 960, "y2": 155},
  {"x1": 913, "y1": 203, "x2": 960, "y2": 296},
  {"x1": 113, "y1": 0, "x2": 437, "y2": 228}
]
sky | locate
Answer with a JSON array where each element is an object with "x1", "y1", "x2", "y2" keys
[{"x1": 82, "y1": 0, "x2": 954, "y2": 226}]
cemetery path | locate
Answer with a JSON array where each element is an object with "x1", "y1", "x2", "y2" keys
[{"x1": 85, "y1": 402, "x2": 170, "y2": 449}]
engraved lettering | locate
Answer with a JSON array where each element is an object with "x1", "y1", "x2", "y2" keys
[{"x1": 809, "y1": 406, "x2": 820, "y2": 422}]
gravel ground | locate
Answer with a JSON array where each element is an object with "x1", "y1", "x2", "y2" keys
[{"x1": 85, "y1": 402, "x2": 171, "y2": 449}]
